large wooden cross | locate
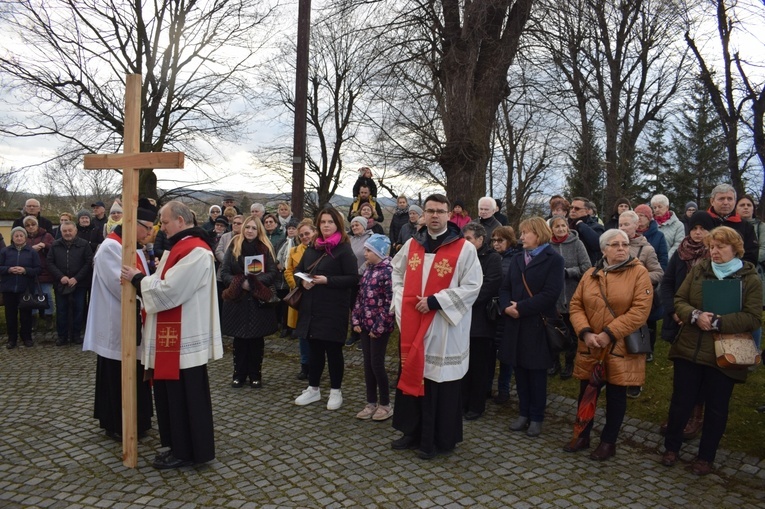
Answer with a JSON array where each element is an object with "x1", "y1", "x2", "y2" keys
[{"x1": 83, "y1": 74, "x2": 184, "y2": 468}]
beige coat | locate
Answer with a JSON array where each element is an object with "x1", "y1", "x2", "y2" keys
[
  {"x1": 569, "y1": 257, "x2": 653, "y2": 386},
  {"x1": 628, "y1": 235, "x2": 664, "y2": 286}
]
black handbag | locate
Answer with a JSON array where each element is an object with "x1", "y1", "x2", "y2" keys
[
  {"x1": 599, "y1": 284, "x2": 651, "y2": 354},
  {"x1": 624, "y1": 323, "x2": 651, "y2": 354},
  {"x1": 19, "y1": 279, "x2": 49, "y2": 311},
  {"x1": 521, "y1": 273, "x2": 570, "y2": 353}
]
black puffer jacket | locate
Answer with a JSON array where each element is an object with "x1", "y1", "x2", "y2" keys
[{"x1": 470, "y1": 244, "x2": 503, "y2": 339}]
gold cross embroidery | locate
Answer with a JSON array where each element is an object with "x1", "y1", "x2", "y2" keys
[
  {"x1": 408, "y1": 253, "x2": 422, "y2": 271},
  {"x1": 158, "y1": 326, "x2": 179, "y2": 348},
  {"x1": 434, "y1": 258, "x2": 453, "y2": 277}
]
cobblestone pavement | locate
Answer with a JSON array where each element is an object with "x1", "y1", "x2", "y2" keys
[{"x1": 1, "y1": 333, "x2": 764, "y2": 509}]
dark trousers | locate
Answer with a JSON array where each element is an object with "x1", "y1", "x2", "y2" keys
[
  {"x1": 393, "y1": 379, "x2": 463, "y2": 455},
  {"x1": 308, "y1": 339, "x2": 344, "y2": 389},
  {"x1": 664, "y1": 358, "x2": 735, "y2": 462},
  {"x1": 577, "y1": 380, "x2": 627, "y2": 444},
  {"x1": 515, "y1": 366, "x2": 548, "y2": 422},
  {"x1": 55, "y1": 287, "x2": 86, "y2": 340},
  {"x1": 232, "y1": 337, "x2": 264, "y2": 381},
  {"x1": 361, "y1": 330, "x2": 390, "y2": 405},
  {"x1": 4, "y1": 292, "x2": 32, "y2": 343},
  {"x1": 462, "y1": 336, "x2": 493, "y2": 414},
  {"x1": 153, "y1": 365, "x2": 215, "y2": 464}
]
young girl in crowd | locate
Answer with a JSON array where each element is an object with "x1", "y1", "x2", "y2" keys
[{"x1": 351, "y1": 234, "x2": 395, "y2": 421}]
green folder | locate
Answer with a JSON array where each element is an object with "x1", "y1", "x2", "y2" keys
[{"x1": 702, "y1": 279, "x2": 742, "y2": 315}]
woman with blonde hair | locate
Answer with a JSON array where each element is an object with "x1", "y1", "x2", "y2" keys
[
  {"x1": 285, "y1": 218, "x2": 317, "y2": 379},
  {"x1": 499, "y1": 216, "x2": 564, "y2": 437},
  {"x1": 220, "y1": 215, "x2": 278, "y2": 388}
]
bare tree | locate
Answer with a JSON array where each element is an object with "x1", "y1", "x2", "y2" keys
[
  {"x1": 0, "y1": 0, "x2": 274, "y2": 200},
  {"x1": 257, "y1": 6, "x2": 385, "y2": 212},
  {"x1": 539, "y1": 0, "x2": 690, "y2": 209}
]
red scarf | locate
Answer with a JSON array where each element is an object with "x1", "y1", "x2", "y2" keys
[
  {"x1": 654, "y1": 210, "x2": 672, "y2": 226},
  {"x1": 708, "y1": 207, "x2": 742, "y2": 223},
  {"x1": 398, "y1": 239, "x2": 463, "y2": 396},
  {"x1": 551, "y1": 234, "x2": 568, "y2": 244},
  {"x1": 153, "y1": 236, "x2": 211, "y2": 380}
]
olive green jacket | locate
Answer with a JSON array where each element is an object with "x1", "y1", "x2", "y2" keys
[{"x1": 671, "y1": 259, "x2": 762, "y2": 382}]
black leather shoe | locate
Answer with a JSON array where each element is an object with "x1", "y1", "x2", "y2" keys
[
  {"x1": 563, "y1": 437, "x2": 590, "y2": 452},
  {"x1": 152, "y1": 453, "x2": 193, "y2": 470},
  {"x1": 105, "y1": 430, "x2": 122, "y2": 441},
  {"x1": 464, "y1": 411, "x2": 482, "y2": 421},
  {"x1": 154, "y1": 449, "x2": 172, "y2": 462},
  {"x1": 55, "y1": 338, "x2": 68, "y2": 347},
  {"x1": 391, "y1": 435, "x2": 419, "y2": 450},
  {"x1": 418, "y1": 448, "x2": 438, "y2": 460},
  {"x1": 250, "y1": 378, "x2": 262, "y2": 389},
  {"x1": 231, "y1": 378, "x2": 244, "y2": 388},
  {"x1": 6, "y1": 341, "x2": 17, "y2": 350}
]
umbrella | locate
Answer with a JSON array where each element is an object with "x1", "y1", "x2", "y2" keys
[{"x1": 571, "y1": 348, "x2": 610, "y2": 440}]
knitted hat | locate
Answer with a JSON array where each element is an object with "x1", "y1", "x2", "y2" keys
[
  {"x1": 688, "y1": 211, "x2": 716, "y2": 232},
  {"x1": 77, "y1": 210, "x2": 92, "y2": 221},
  {"x1": 409, "y1": 204, "x2": 423, "y2": 216},
  {"x1": 287, "y1": 218, "x2": 300, "y2": 230},
  {"x1": 634, "y1": 204, "x2": 653, "y2": 220},
  {"x1": 351, "y1": 216, "x2": 368, "y2": 229},
  {"x1": 453, "y1": 199, "x2": 465, "y2": 210},
  {"x1": 364, "y1": 234, "x2": 391, "y2": 259},
  {"x1": 685, "y1": 201, "x2": 698, "y2": 212},
  {"x1": 359, "y1": 202, "x2": 374, "y2": 213},
  {"x1": 209, "y1": 205, "x2": 222, "y2": 214},
  {"x1": 11, "y1": 226, "x2": 27, "y2": 238},
  {"x1": 110, "y1": 201, "x2": 123, "y2": 214}
]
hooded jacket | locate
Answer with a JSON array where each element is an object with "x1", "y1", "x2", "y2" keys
[{"x1": 570, "y1": 257, "x2": 653, "y2": 386}]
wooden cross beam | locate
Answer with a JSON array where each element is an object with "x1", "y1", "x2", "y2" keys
[{"x1": 83, "y1": 74, "x2": 184, "y2": 468}]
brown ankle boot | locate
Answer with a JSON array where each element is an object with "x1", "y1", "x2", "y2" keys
[{"x1": 682, "y1": 404, "x2": 704, "y2": 440}]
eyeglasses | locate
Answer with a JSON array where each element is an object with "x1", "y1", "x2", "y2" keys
[
  {"x1": 570, "y1": 206, "x2": 584, "y2": 211},
  {"x1": 298, "y1": 232, "x2": 313, "y2": 238},
  {"x1": 606, "y1": 242, "x2": 630, "y2": 248},
  {"x1": 137, "y1": 221, "x2": 153, "y2": 229},
  {"x1": 491, "y1": 238, "x2": 503, "y2": 243},
  {"x1": 424, "y1": 209, "x2": 449, "y2": 215}
]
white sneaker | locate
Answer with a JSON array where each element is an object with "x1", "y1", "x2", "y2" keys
[
  {"x1": 295, "y1": 387, "x2": 321, "y2": 406},
  {"x1": 327, "y1": 389, "x2": 343, "y2": 410}
]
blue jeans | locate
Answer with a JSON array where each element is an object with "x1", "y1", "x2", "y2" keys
[
  {"x1": 55, "y1": 287, "x2": 86, "y2": 340},
  {"x1": 514, "y1": 366, "x2": 548, "y2": 422},
  {"x1": 299, "y1": 337, "x2": 310, "y2": 365}
]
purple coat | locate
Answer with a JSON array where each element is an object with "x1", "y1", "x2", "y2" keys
[{"x1": 352, "y1": 257, "x2": 394, "y2": 337}]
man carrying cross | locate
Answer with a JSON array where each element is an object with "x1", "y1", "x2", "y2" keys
[
  {"x1": 389, "y1": 193, "x2": 482, "y2": 460},
  {"x1": 122, "y1": 200, "x2": 223, "y2": 469}
]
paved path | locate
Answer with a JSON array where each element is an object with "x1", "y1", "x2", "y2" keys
[{"x1": 1, "y1": 334, "x2": 764, "y2": 508}]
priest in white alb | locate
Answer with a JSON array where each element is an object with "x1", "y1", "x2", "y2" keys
[
  {"x1": 122, "y1": 200, "x2": 223, "y2": 470},
  {"x1": 390, "y1": 193, "x2": 483, "y2": 460}
]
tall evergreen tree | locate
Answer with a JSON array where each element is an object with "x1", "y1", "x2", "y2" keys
[
  {"x1": 635, "y1": 120, "x2": 672, "y2": 204},
  {"x1": 671, "y1": 78, "x2": 728, "y2": 208},
  {"x1": 567, "y1": 119, "x2": 604, "y2": 207}
]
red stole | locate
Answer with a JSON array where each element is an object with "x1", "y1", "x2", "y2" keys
[
  {"x1": 153, "y1": 235, "x2": 211, "y2": 380},
  {"x1": 398, "y1": 238, "x2": 463, "y2": 396},
  {"x1": 107, "y1": 231, "x2": 148, "y2": 275}
]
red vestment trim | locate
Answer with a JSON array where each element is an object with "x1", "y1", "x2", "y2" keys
[
  {"x1": 398, "y1": 238, "x2": 463, "y2": 396},
  {"x1": 153, "y1": 236, "x2": 211, "y2": 380}
]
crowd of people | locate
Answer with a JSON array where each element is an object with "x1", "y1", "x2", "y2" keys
[{"x1": 3, "y1": 177, "x2": 763, "y2": 475}]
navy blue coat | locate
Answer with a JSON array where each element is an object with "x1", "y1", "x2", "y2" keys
[
  {"x1": 499, "y1": 244, "x2": 564, "y2": 369},
  {"x1": 0, "y1": 244, "x2": 41, "y2": 294}
]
